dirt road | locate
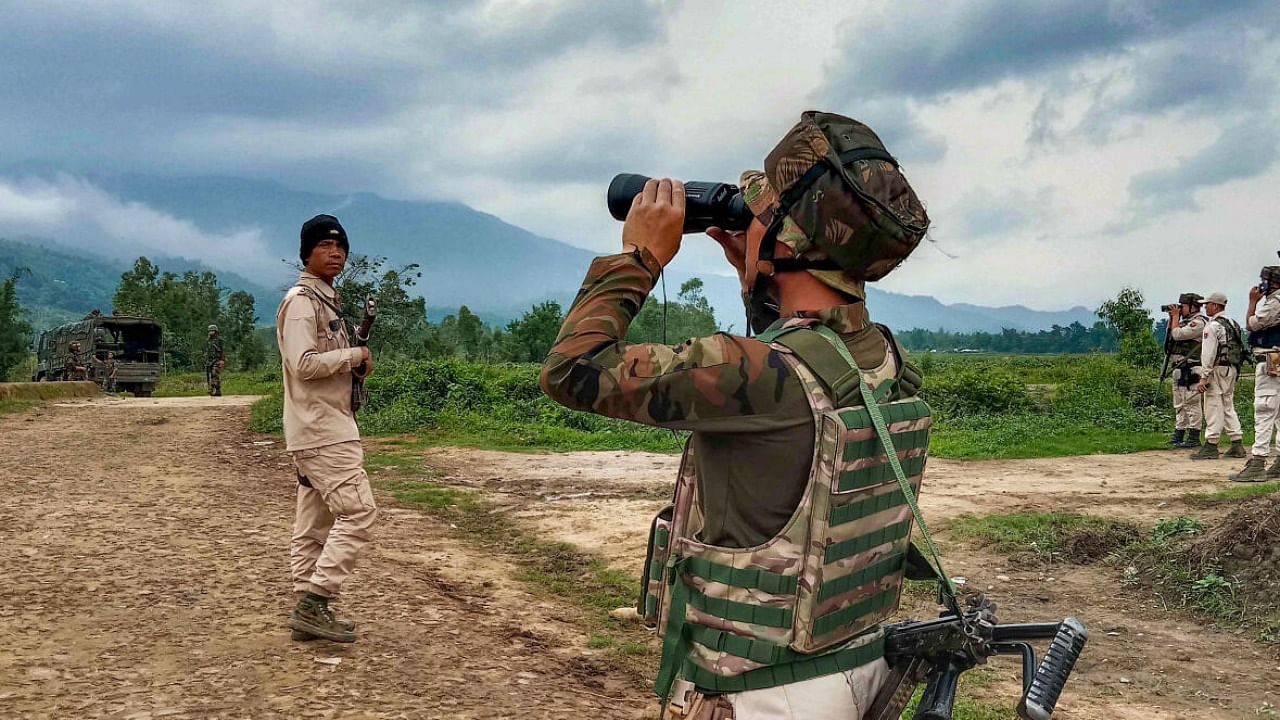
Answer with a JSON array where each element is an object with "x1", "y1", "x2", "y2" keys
[{"x1": 0, "y1": 397, "x2": 649, "y2": 719}]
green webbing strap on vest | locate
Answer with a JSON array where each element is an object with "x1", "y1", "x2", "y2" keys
[
  {"x1": 654, "y1": 558, "x2": 692, "y2": 699},
  {"x1": 682, "y1": 631, "x2": 886, "y2": 693},
  {"x1": 808, "y1": 326, "x2": 958, "y2": 604},
  {"x1": 682, "y1": 556, "x2": 799, "y2": 595}
]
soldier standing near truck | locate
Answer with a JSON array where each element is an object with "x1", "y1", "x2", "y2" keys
[
  {"x1": 67, "y1": 341, "x2": 89, "y2": 381},
  {"x1": 206, "y1": 325, "x2": 225, "y2": 397}
]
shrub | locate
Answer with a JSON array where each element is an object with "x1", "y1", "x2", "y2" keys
[{"x1": 922, "y1": 368, "x2": 1031, "y2": 418}]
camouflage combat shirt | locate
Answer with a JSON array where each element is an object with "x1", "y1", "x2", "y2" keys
[
  {"x1": 541, "y1": 250, "x2": 898, "y2": 548},
  {"x1": 206, "y1": 337, "x2": 224, "y2": 367}
]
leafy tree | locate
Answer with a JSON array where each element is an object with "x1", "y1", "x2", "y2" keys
[
  {"x1": 113, "y1": 258, "x2": 232, "y2": 370},
  {"x1": 224, "y1": 291, "x2": 266, "y2": 370},
  {"x1": 503, "y1": 301, "x2": 563, "y2": 362},
  {"x1": 0, "y1": 271, "x2": 34, "y2": 381},
  {"x1": 334, "y1": 255, "x2": 429, "y2": 358},
  {"x1": 1098, "y1": 287, "x2": 1161, "y2": 368},
  {"x1": 627, "y1": 276, "x2": 720, "y2": 343},
  {"x1": 896, "y1": 321, "x2": 1118, "y2": 354}
]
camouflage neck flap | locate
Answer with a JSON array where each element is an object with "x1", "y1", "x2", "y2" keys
[
  {"x1": 740, "y1": 170, "x2": 866, "y2": 301},
  {"x1": 791, "y1": 303, "x2": 871, "y2": 334}
]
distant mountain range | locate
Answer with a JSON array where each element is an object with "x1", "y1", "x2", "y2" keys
[{"x1": 3, "y1": 174, "x2": 1098, "y2": 333}]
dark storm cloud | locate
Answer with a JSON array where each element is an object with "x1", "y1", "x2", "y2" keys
[
  {"x1": 0, "y1": 1, "x2": 668, "y2": 182},
  {"x1": 822, "y1": 0, "x2": 1268, "y2": 100}
]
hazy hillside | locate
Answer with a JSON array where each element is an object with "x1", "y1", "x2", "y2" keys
[
  {"x1": 4, "y1": 175, "x2": 1099, "y2": 333},
  {"x1": 0, "y1": 238, "x2": 277, "y2": 332}
]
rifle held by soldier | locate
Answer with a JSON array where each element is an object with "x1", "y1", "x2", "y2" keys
[
  {"x1": 351, "y1": 296, "x2": 378, "y2": 415},
  {"x1": 867, "y1": 593, "x2": 1088, "y2": 720}
]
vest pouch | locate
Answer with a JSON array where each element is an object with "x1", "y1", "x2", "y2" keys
[
  {"x1": 791, "y1": 395, "x2": 931, "y2": 653},
  {"x1": 640, "y1": 504, "x2": 674, "y2": 627}
]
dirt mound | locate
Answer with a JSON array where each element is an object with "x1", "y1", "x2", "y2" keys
[
  {"x1": 1062, "y1": 522, "x2": 1142, "y2": 563},
  {"x1": 1190, "y1": 496, "x2": 1280, "y2": 582}
]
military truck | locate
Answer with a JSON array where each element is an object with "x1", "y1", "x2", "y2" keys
[{"x1": 34, "y1": 315, "x2": 164, "y2": 396}]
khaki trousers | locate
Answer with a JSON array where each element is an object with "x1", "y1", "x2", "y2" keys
[
  {"x1": 1202, "y1": 366, "x2": 1242, "y2": 443},
  {"x1": 290, "y1": 440, "x2": 377, "y2": 598},
  {"x1": 1172, "y1": 368, "x2": 1203, "y2": 430},
  {"x1": 664, "y1": 659, "x2": 889, "y2": 720},
  {"x1": 1252, "y1": 364, "x2": 1280, "y2": 457}
]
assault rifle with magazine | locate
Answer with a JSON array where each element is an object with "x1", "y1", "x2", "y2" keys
[{"x1": 868, "y1": 591, "x2": 1088, "y2": 720}]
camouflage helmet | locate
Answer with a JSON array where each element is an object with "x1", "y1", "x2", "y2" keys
[
  {"x1": 741, "y1": 111, "x2": 930, "y2": 299},
  {"x1": 1262, "y1": 266, "x2": 1280, "y2": 286},
  {"x1": 208, "y1": 324, "x2": 219, "y2": 333},
  {"x1": 1178, "y1": 292, "x2": 1204, "y2": 307}
]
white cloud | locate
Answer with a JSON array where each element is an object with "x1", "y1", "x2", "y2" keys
[{"x1": 0, "y1": 176, "x2": 273, "y2": 279}]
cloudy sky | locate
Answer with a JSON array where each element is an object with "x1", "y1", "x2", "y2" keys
[{"x1": 2, "y1": 0, "x2": 1278, "y2": 312}]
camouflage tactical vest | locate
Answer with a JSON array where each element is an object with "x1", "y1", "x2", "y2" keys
[
  {"x1": 1214, "y1": 316, "x2": 1246, "y2": 368},
  {"x1": 643, "y1": 322, "x2": 931, "y2": 698}
]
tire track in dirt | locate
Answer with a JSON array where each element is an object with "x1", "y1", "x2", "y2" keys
[
  {"x1": 420, "y1": 445, "x2": 1280, "y2": 720},
  {"x1": 0, "y1": 397, "x2": 650, "y2": 720}
]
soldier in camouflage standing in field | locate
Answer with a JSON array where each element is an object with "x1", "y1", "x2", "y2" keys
[
  {"x1": 1229, "y1": 267, "x2": 1280, "y2": 482},
  {"x1": 542, "y1": 113, "x2": 934, "y2": 720},
  {"x1": 205, "y1": 325, "x2": 224, "y2": 397},
  {"x1": 1191, "y1": 292, "x2": 1247, "y2": 460},
  {"x1": 1166, "y1": 293, "x2": 1206, "y2": 448}
]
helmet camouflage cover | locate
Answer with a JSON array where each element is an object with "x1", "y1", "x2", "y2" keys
[
  {"x1": 1178, "y1": 292, "x2": 1204, "y2": 306},
  {"x1": 1263, "y1": 266, "x2": 1280, "y2": 286},
  {"x1": 741, "y1": 111, "x2": 930, "y2": 299}
]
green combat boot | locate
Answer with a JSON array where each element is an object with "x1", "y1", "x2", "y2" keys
[
  {"x1": 291, "y1": 613, "x2": 356, "y2": 641},
  {"x1": 1268, "y1": 457, "x2": 1280, "y2": 480},
  {"x1": 1225, "y1": 440, "x2": 1247, "y2": 458},
  {"x1": 289, "y1": 593, "x2": 356, "y2": 643},
  {"x1": 1230, "y1": 456, "x2": 1268, "y2": 483},
  {"x1": 1169, "y1": 429, "x2": 1186, "y2": 447},
  {"x1": 1190, "y1": 441, "x2": 1220, "y2": 460},
  {"x1": 1177, "y1": 429, "x2": 1202, "y2": 449}
]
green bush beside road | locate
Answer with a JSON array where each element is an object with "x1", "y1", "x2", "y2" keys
[{"x1": 231, "y1": 352, "x2": 1256, "y2": 461}]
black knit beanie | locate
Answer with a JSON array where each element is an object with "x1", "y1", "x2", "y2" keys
[{"x1": 300, "y1": 214, "x2": 350, "y2": 262}]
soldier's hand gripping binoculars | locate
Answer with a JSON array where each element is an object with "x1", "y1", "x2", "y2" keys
[{"x1": 607, "y1": 173, "x2": 754, "y2": 234}]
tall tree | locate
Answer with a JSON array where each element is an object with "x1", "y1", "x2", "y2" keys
[
  {"x1": 224, "y1": 291, "x2": 265, "y2": 370},
  {"x1": 1098, "y1": 287, "x2": 1161, "y2": 368},
  {"x1": 0, "y1": 271, "x2": 34, "y2": 381},
  {"x1": 334, "y1": 255, "x2": 429, "y2": 358},
  {"x1": 503, "y1": 301, "x2": 563, "y2": 362}
]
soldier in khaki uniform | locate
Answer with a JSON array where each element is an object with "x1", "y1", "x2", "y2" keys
[
  {"x1": 1229, "y1": 267, "x2": 1280, "y2": 481},
  {"x1": 1191, "y1": 292, "x2": 1247, "y2": 460},
  {"x1": 277, "y1": 214, "x2": 377, "y2": 643},
  {"x1": 543, "y1": 113, "x2": 933, "y2": 720},
  {"x1": 1166, "y1": 293, "x2": 1206, "y2": 448}
]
